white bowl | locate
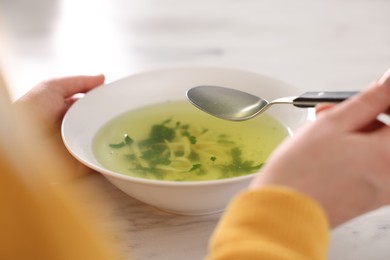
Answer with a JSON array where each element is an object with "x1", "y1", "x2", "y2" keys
[{"x1": 62, "y1": 67, "x2": 309, "y2": 215}]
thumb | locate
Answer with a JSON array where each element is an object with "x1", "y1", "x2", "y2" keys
[
  {"x1": 325, "y1": 69, "x2": 390, "y2": 132},
  {"x1": 44, "y1": 74, "x2": 105, "y2": 98}
]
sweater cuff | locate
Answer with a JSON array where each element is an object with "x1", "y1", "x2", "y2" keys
[{"x1": 209, "y1": 186, "x2": 329, "y2": 260}]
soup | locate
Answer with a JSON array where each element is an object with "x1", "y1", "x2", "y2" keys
[{"x1": 93, "y1": 101, "x2": 289, "y2": 181}]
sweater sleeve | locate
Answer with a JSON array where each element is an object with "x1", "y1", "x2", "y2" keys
[{"x1": 207, "y1": 186, "x2": 329, "y2": 260}]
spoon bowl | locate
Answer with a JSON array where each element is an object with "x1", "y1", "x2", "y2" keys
[{"x1": 187, "y1": 85, "x2": 358, "y2": 121}]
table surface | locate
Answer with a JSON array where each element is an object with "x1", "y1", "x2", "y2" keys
[{"x1": 1, "y1": 0, "x2": 390, "y2": 259}]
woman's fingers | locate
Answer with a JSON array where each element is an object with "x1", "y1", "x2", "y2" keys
[
  {"x1": 321, "y1": 69, "x2": 390, "y2": 132},
  {"x1": 378, "y1": 68, "x2": 390, "y2": 85},
  {"x1": 315, "y1": 103, "x2": 336, "y2": 116}
]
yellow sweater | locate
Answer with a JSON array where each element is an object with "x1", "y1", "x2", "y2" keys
[
  {"x1": 0, "y1": 73, "x2": 120, "y2": 259},
  {"x1": 208, "y1": 187, "x2": 329, "y2": 260}
]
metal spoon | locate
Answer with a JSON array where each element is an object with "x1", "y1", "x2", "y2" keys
[{"x1": 186, "y1": 85, "x2": 358, "y2": 121}]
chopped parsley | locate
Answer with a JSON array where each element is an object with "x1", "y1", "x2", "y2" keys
[{"x1": 108, "y1": 118, "x2": 263, "y2": 181}]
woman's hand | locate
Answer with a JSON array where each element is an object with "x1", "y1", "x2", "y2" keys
[
  {"x1": 251, "y1": 69, "x2": 390, "y2": 227},
  {"x1": 14, "y1": 75, "x2": 105, "y2": 179},
  {"x1": 15, "y1": 74, "x2": 105, "y2": 135}
]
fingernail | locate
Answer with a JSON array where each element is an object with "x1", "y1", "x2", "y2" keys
[
  {"x1": 378, "y1": 67, "x2": 390, "y2": 85},
  {"x1": 378, "y1": 68, "x2": 390, "y2": 96}
]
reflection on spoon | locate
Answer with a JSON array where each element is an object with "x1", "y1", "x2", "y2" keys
[{"x1": 186, "y1": 85, "x2": 358, "y2": 121}]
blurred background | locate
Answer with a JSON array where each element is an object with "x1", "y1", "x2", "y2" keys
[
  {"x1": 1, "y1": 0, "x2": 390, "y2": 259},
  {"x1": 1, "y1": 0, "x2": 389, "y2": 100}
]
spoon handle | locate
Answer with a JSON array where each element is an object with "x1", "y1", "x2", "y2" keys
[{"x1": 293, "y1": 91, "x2": 359, "y2": 108}]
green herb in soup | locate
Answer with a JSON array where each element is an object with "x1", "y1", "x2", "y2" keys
[
  {"x1": 93, "y1": 101, "x2": 289, "y2": 181},
  {"x1": 106, "y1": 119, "x2": 262, "y2": 180}
]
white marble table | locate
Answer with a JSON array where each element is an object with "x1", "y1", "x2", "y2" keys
[{"x1": 1, "y1": 0, "x2": 390, "y2": 259}]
